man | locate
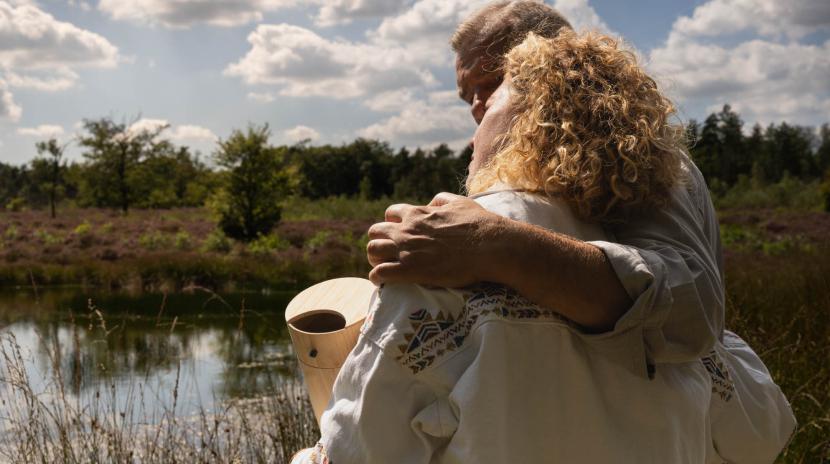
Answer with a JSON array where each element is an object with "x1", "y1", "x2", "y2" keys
[{"x1": 367, "y1": 0, "x2": 725, "y2": 370}]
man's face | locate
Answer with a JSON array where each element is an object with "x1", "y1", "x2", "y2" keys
[
  {"x1": 455, "y1": 50, "x2": 504, "y2": 126},
  {"x1": 467, "y1": 79, "x2": 512, "y2": 184}
]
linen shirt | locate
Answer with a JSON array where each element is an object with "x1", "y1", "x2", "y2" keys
[
  {"x1": 590, "y1": 155, "x2": 725, "y2": 367},
  {"x1": 294, "y1": 183, "x2": 715, "y2": 463}
]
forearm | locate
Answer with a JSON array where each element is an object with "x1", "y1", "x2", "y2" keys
[{"x1": 478, "y1": 216, "x2": 631, "y2": 332}]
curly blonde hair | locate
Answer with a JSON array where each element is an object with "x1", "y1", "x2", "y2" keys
[{"x1": 467, "y1": 30, "x2": 686, "y2": 222}]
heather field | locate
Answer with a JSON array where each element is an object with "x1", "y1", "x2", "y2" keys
[
  {"x1": 0, "y1": 199, "x2": 828, "y2": 462},
  {"x1": 0, "y1": 202, "x2": 379, "y2": 291}
]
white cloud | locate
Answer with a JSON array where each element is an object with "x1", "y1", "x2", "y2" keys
[
  {"x1": 316, "y1": 0, "x2": 409, "y2": 26},
  {"x1": 283, "y1": 125, "x2": 320, "y2": 143},
  {"x1": 359, "y1": 91, "x2": 475, "y2": 147},
  {"x1": 128, "y1": 118, "x2": 169, "y2": 136},
  {"x1": 4, "y1": 68, "x2": 78, "y2": 92},
  {"x1": 16, "y1": 124, "x2": 64, "y2": 137},
  {"x1": 128, "y1": 118, "x2": 217, "y2": 143},
  {"x1": 98, "y1": 0, "x2": 297, "y2": 28},
  {"x1": 552, "y1": 0, "x2": 613, "y2": 34},
  {"x1": 0, "y1": 1, "x2": 119, "y2": 70},
  {"x1": 0, "y1": 78, "x2": 21, "y2": 121},
  {"x1": 649, "y1": 0, "x2": 830, "y2": 126},
  {"x1": 225, "y1": 23, "x2": 436, "y2": 98},
  {"x1": 371, "y1": 0, "x2": 488, "y2": 66},
  {"x1": 247, "y1": 91, "x2": 275, "y2": 103},
  {"x1": 363, "y1": 89, "x2": 415, "y2": 112},
  {"x1": 172, "y1": 124, "x2": 217, "y2": 142},
  {"x1": 672, "y1": 0, "x2": 830, "y2": 40}
]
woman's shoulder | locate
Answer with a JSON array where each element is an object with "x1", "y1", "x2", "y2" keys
[{"x1": 472, "y1": 188, "x2": 608, "y2": 241}]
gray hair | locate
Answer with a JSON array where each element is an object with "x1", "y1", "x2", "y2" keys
[{"x1": 451, "y1": 1, "x2": 572, "y2": 61}]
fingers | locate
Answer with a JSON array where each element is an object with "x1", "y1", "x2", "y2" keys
[
  {"x1": 366, "y1": 239, "x2": 398, "y2": 266},
  {"x1": 368, "y1": 261, "x2": 413, "y2": 286},
  {"x1": 428, "y1": 192, "x2": 465, "y2": 207},
  {"x1": 384, "y1": 203, "x2": 411, "y2": 222},
  {"x1": 367, "y1": 221, "x2": 396, "y2": 240}
]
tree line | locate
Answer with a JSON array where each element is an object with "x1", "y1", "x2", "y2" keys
[
  {"x1": 0, "y1": 117, "x2": 472, "y2": 240},
  {"x1": 687, "y1": 105, "x2": 830, "y2": 192},
  {"x1": 2, "y1": 106, "x2": 828, "y2": 239}
]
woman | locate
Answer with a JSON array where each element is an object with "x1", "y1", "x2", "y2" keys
[{"x1": 292, "y1": 30, "x2": 790, "y2": 463}]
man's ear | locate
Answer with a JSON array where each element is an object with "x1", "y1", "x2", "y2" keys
[{"x1": 428, "y1": 192, "x2": 465, "y2": 206}]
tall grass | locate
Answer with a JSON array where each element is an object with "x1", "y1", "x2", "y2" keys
[
  {"x1": 725, "y1": 246, "x2": 830, "y2": 463},
  {"x1": 0, "y1": 328, "x2": 319, "y2": 463}
]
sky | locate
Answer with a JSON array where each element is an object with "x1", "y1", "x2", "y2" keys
[{"x1": 0, "y1": 0, "x2": 828, "y2": 165}]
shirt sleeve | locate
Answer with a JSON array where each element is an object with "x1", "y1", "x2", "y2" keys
[
  {"x1": 318, "y1": 286, "x2": 459, "y2": 464},
  {"x1": 587, "y1": 158, "x2": 725, "y2": 365}
]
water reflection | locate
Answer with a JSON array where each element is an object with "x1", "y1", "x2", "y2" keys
[{"x1": 0, "y1": 288, "x2": 300, "y2": 417}]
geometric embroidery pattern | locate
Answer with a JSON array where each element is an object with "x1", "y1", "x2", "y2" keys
[
  {"x1": 395, "y1": 282, "x2": 569, "y2": 374},
  {"x1": 701, "y1": 350, "x2": 735, "y2": 402}
]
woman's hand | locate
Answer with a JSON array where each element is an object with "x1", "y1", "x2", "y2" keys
[{"x1": 366, "y1": 192, "x2": 505, "y2": 287}]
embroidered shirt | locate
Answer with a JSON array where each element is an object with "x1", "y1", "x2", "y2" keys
[{"x1": 295, "y1": 189, "x2": 713, "y2": 464}]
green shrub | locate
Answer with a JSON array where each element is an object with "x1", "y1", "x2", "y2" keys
[
  {"x1": 174, "y1": 231, "x2": 192, "y2": 250},
  {"x1": 74, "y1": 220, "x2": 92, "y2": 236},
  {"x1": 201, "y1": 229, "x2": 232, "y2": 253},
  {"x1": 99, "y1": 222, "x2": 114, "y2": 234},
  {"x1": 304, "y1": 230, "x2": 331, "y2": 251},
  {"x1": 5, "y1": 197, "x2": 25, "y2": 212},
  {"x1": 248, "y1": 233, "x2": 290, "y2": 255},
  {"x1": 714, "y1": 175, "x2": 823, "y2": 211},
  {"x1": 138, "y1": 231, "x2": 170, "y2": 250},
  {"x1": 3, "y1": 225, "x2": 18, "y2": 241},
  {"x1": 34, "y1": 229, "x2": 62, "y2": 246}
]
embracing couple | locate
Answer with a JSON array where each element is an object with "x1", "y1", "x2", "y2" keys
[{"x1": 292, "y1": 2, "x2": 795, "y2": 463}]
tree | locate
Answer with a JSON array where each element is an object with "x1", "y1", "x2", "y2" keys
[
  {"x1": 78, "y1": 118, "x2": 169, "y2": 213},
  {"x1": 32, "y1": 138, "x2": 68, "y2": 218},
  {"x1": 717, "y1": 105, "x2": 747, "y2": 184},
  {"x1": 213, "y1": 124, "x2": 291, "y2": 241},
  {"x1": 817, "y1": 123, "x2": 830, "y2": 175},
  {"x1": 691, "y1": 113, "x2": 722, "y2": 184},
  {"x1": 765, "y1": 122, "x2": 815, "y2": 180}
]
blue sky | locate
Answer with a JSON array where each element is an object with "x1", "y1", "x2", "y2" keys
[{"x1": 1, "y1": 0, "x2": 828, "y2": 165}]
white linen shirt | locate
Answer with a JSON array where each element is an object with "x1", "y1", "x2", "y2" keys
[
  {"x1": 297, "y1": 185, "x2": 715, "y2": 464},
  {"x1": 589, "y1": 156, "x2": 725, "y2": 367}
]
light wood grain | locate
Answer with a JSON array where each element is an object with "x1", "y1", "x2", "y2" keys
[{"x1": 285, "y1": 277, "x2": 376, "y2": 424}]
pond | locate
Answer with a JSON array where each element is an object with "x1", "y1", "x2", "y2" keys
[{"x1": 0, "y1": 287, "x2": 302, "y2": 423}]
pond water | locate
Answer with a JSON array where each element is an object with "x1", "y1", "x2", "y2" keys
[{"x1": 0, "y1": 287, "x2": 302, "y2": 422}]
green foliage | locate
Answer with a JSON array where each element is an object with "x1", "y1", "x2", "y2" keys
[
  {"x1": 213, "y1": 124, "x2": 291, "y2": 241},
  {"x1": 202, "y1": 229, "x2": 232, "y2": 254},
  {"x1": 304, "y1": 230, "x2": 332, "y2": 252},
  {"x1": 713, "y1": 174, "x2": 823, "y2": 210},
  {"x1": 174, "y1": 231, "x2": 192, "y2": 250},
  {"x1": 292, "y1": 141, "x2": 470, "y2": 201},
  {"x1": 32, "y1": 138, "x2": 67, "y2": 218},
  {"x1": 281, "y1": 195, "x2": 394, "y2": 221},
  {"x1": 247, "y1": 233, "x2": 290, "y2": 255},
  {"x1": 138, "y1": 231, "x2": 171, "y2": 250},
  {"x1": 73, "y1": 220, "x2": 92, "y2": 236},
  {"x1": 77, "y1": 118, "x2": 164, "y2": 213},
  {"x1": 5, "y1": 197, "x2": 25, "y2": 212},
  {"x1": 3, "y1": 225, "x2": 18, "y2": 240},
  {"x1": 689, "y1": 105, "x2": 821, "y2": 187},
  {"x1": 34, "y1": 229, "x2": 62, "y2": 246}
]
